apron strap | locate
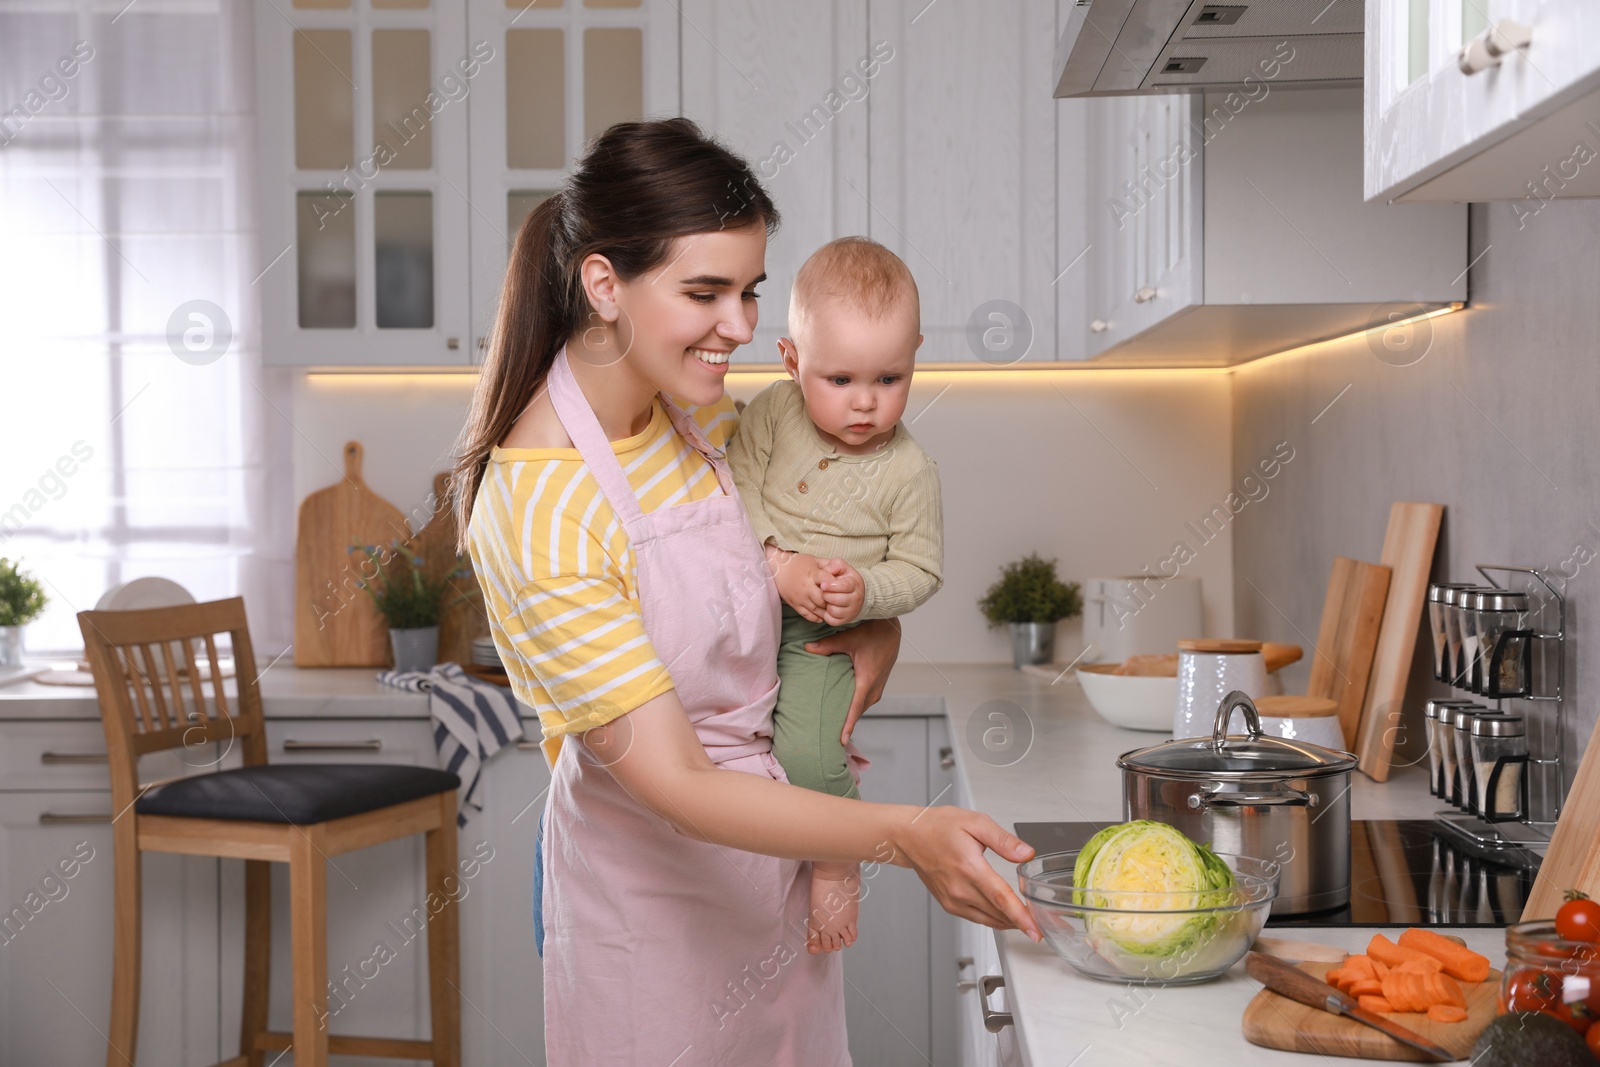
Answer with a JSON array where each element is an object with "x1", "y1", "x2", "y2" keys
[
  {"x1": 545, "y1": 348, "x2": 647, "y2": 528},
  {"x1": 658, "y1": 395, "x2": 736, "y2": 496}
]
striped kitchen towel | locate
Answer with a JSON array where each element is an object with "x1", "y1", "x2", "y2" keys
[{"x1": 377, "y1": 662, "x2": 525, "y2": 827}]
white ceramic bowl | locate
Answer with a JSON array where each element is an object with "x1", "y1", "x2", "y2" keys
[{"x1": 1076, "y1": 664, "x2": 1176, "y2": 732}]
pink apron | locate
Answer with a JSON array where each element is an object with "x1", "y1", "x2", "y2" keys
[{"x1": 540, "y1": 349, "x2": 853, "y2": 1066}]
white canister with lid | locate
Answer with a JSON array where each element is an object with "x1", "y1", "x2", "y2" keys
[{"x1": 1172, "y1": 639, "x2": 1268, "y2": 737}]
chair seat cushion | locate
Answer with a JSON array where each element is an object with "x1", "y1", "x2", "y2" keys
[{"x1": 135, "y1": 763, "x2": 460, "y2": 825}]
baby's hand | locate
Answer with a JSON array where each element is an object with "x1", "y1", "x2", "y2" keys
[
  {"x1": 769, "y1": 548, "x2": 835, "y2": 624},
  {"x1": 816, "y1": 559, "x2": 865, "y2": 627}
]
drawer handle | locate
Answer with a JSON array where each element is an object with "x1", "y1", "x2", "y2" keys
[
  {"x1": 1459, "y1": 19, "x2": 1531, "y2": 75},
  {"x1": 979, "y1": 974, "x2": 1013, "y2": 1032},
  {"x1": 1134, "y1": 286, "x2": 1157, "y2": 303},
  {"x1": 40, "y1": 812, "x2": 112, "y2": 824},
  {"x1": 281, "y1": 739, "x2": 382, "y2": 752},
  {"x1": 516, "y1": 740, "x2": 541, "y2": 750},
  {"x1": 41, "y1": 751, "x2": 109, "y2": 764},
  {"x1": 957, "y1": 955, "x2": 976, "y2": 992},
  {"x1": 1090, "y1": 319, "x2": 1110, "y2": 334},
  {"x1": 939, "y1": 746, "x2": 955, "y2": 771}
]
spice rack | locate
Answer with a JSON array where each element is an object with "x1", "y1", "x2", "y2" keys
[{"x1": 1434, "y1": 563, "x2": 1564, "y2": 860}]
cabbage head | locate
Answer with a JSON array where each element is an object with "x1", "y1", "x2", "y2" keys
[{"x1": 1072, "y1": 821, "x2": 1236, "y2": 959}]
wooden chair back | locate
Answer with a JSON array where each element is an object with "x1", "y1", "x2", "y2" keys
[{"x1": 77, "y1": 597, "x2": 269, "y2": 808}]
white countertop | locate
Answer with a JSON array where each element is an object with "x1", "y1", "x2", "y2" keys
[
  {"x1": 0, "y1": 661, "x2": 956, "y2": 720},
  {"x1": 911, "y1": 663, "x2": 1507, "y2": 1067}
]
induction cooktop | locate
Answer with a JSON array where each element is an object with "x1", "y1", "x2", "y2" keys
[{"x1": 1013, "y1": 819, "x2": 1540, "y2": 927}]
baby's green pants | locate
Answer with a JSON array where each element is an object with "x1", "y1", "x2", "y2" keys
[{"x1": 770, "y1": 606, "x2": 861, "y2": 801}]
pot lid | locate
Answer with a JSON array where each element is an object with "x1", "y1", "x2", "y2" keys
[{"x1": 1117, "y1": 691, "x2": 1358, "y2": 778}]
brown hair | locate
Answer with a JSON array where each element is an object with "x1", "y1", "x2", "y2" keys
[
  {"x1": 790, "y1": 235, "x2": 920, "y2": 341},
  {"x1": 450, "y1": 118, "x2": 778, "y2": 551}
]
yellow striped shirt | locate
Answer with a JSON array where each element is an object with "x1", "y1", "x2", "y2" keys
[{"x1": 467, "y1": 394, "x2": 739, "y2": 768}]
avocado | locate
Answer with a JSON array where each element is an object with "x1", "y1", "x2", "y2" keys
[{"x1": 1470, "y1": 1011, "x2": 1593, "y2": 1067}]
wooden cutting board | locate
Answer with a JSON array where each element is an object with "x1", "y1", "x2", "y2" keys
[
  {"x1": 407, "y1": 471, "x2": 490, "y2": 669},
  {"x1": 1241, "y1": 959, "x2": 1501, "y2": 1061},
  {"x1": 1523, "y1": 706, "x2": 1600, "y2": 918},
  {"x1": 294, "y1": 441, "x2": 411, "y2": 667},
  {"x1": 1356, "y1": 503, "x2": 1444, "y2": 781},
  {"x1": 1308, "y1": 557, "x2": 1391, "y2": 751}
]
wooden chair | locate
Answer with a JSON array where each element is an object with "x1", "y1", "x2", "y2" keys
[{"x1": 78, "y1": 597, "x2": 461, "y2": 1067}]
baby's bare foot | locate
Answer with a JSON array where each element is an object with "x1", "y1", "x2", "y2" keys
[{"x1": 806, "y1": 863, "x2": 862, "y2": 955}]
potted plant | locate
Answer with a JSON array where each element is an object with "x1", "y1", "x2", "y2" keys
[
  {"x1": 978, "y1": 553, "x2": 1082, "y2": 668},
  {"x1": 0, "y1": 558, "x2": 47, "y2": 669},
  {"x1": 351, "y1": 540, "x2": 459, "y2": 672}
]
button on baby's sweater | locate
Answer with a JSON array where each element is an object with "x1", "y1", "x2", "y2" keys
[
  {"x1": 818, "y1": 459, "x2": 829, "y2": 470},
  {"x1": 797, "y1": 481, "x2": 809, "y2": 493}
]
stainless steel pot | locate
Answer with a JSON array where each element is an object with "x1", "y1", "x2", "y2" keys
[{"x1": 1117, "y1": 691, "x2": 1357, "y2": 916}]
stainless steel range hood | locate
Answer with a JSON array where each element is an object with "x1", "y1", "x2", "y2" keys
[{"x1": 1053, "y1": 0, "x2": 1364, "y2": 98}]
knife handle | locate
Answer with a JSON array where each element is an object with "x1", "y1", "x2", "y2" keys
[{"x1": 1245, "y1": 951, "x2": 1353, "y2": 1014}]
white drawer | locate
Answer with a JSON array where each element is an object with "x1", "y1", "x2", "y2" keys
[{"x1": 0, "y1": 721, "x2": 199, "y2": 792}]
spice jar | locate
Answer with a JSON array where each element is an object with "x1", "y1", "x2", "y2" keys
[
  {"x1": 1428, "y1": 583, "x2": 1475, "y2": 683},
  {"x1": 1471, "y1": 713, "x2": 1528, "y2": 822},
  {"x1": 1435, "y1": 704, "x2": 1464, "y2": 808},
  {"x1": 1451, "y1": 705, "x2": 1483, "y2": 811},
  {"x1": 1474, "y1": 590, "x2": 1533, "y2": 698},
  {"x1": 1499, "y1": 920, "x2": 1600, "y2": 1017},
  {"x1": 1441, "y1": 586, "x2": 1484, "y2": 689}
]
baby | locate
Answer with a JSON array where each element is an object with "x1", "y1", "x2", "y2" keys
[{"x1": 727, "y1": 236, "x2": 944, "y2": 955}]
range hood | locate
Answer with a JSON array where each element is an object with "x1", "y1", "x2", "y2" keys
[{"x1": 1053, "y1": 0, "x2": 1364, "y2": 98}]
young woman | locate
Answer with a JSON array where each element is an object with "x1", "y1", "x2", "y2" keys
[{"x1": 451, "y1": 118, "x2": 1040, "y2": 1065}]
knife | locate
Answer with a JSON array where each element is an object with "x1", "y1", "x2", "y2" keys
[{"x1": 1244, "y1": 951, "x2": 1454, "y2": 1063}]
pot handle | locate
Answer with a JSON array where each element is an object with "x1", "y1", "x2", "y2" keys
[
  {"x1": 1188, "y1": 787, "x2": 1317, "y2": 810},
  {"x1": 1212, "y1": 690, "x2": 1265, "y2": 750}
]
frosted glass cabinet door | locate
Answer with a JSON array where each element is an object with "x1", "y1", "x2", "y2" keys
[
  {"x1": 467, "y1": 0, "x2": 678, "y2": 363},
  {"x1": 255, "y1": 0, "x2": 472, "y2": 365}
]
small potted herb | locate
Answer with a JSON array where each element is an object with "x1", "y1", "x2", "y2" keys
[
  {"x1": 978, "y1": 553, "x2": 1082, "y2": 668},
  {"x1": 351, "y1": 541, "x2": 461, "y2": 672},
  {"x1": 0, "y1": 558, "x2": 48, "y2": 669}
]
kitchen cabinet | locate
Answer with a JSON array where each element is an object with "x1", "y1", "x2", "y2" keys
[
  {"x1": 867, "y1": 0, "x2": 1063, "y2": 363},
  {"x1": 0, "y1": 792, "x2": 220, "y2": 1066},
  {"x1": 679, "y1": 0, "x2": 868, "y2": 363},
  {"x1": 1365, "y1": 0, "x2": 1600, "y2": 205},
  {"x1": 1081, "y1": 87, "x2": 1467, "y2": 365},
  {"x1": 254, "y1": 0, "x2": 676, "y2": 367}
]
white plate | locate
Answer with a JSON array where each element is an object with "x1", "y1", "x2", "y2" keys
[{"x1": 95, "y1": 577, "x2": 197, "y2": 612}]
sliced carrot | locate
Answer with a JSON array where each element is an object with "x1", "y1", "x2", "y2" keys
[
  {"x1": 1427, "y1": 1004, "x2": 1469, "y2": 1024},
  {"x1": 1394, "y1": 957, "x2": 1445, "y2": 976},
  {"x1": 1344, "y1": 955, "x2": 1377, "y2": 980},
  {"x1": 1371, "y1": 957, "x2": 1390, "y2": 979},
  {"x1": 1425, "y1": 972, "x2": 1467, "y2": 1010},
  {"x1": 1349, "y1": 979, "x2": 1385, "y2": 997},
  {"x1": 1381, "y1": 971, "x2": 1410, "y2": 1012},
  {"x1": 1399, "y1": 928, "x2": 1492, "y2": 984},
  {"x1": 1359, "y1": 995, "x2": 1396, "y2": 1014},
  {"x1": 1368, "y1": 933, "x2": 1446, "y2": 973}
]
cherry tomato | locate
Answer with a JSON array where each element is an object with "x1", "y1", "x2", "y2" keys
[
  {"x1": 1556, "y1": 891, "x2": 1600, "y2": 943},
  {"x1": 1503, "y1": 969, "x2": 1559, "y2": 1014},
  {"x1": 1585, "y1": 1020, "x2": 1600, "y2": 1059},
  {"x1": 1550, "y1": 998, "x2": 1597, "y2": 1035}
]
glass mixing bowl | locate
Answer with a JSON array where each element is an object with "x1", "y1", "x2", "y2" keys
[{"x1": 1017, "y1": 850, "x2": 1281, "y2": 985}]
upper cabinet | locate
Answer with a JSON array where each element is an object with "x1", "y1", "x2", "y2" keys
[
  {"x1": 1081, "y1": 88, "x2": 1467, "y2": 365},
  {"x1": 678, "y1": 0, "x2": 869, "y2": 364},
  {"x1": 1366, "y1": 0, "x2": 1600, "y2": 203},
  {"x1": 255, "y1": 0, "x2": 677, "y2": 366}
]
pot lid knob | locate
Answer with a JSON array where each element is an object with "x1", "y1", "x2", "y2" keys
[{"x1": 1212, "y1": 690, "x2": 1264, "y2": 751}]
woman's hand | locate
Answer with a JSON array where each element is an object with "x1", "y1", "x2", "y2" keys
[
  {"x1": 890, "y1": 806, "x2": 1042, "y2": 940},
  {"x1": 804, "y1": 616, "x2": 901, "y2": 744}
]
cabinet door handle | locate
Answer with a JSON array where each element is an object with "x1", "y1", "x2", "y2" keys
[
  {"x1": 979, "y1": 974, "x2": 1014, "y2": 1032},
  {"x1": 1134, "y1": 286, "x2": 1157, "y2": 303},
  {"x1": 1090, "y1": 319, "x2": 1110, "y2": 334},
  {"x1": 517, "y1": 740, "x2": 541, "y2": 750},
  {"x1": 939, "y1": 746, "x2": 955, "y2": 771},
  {"x1": 956, "y1": 955, "x2": 976, "y2": 992},
  {"x1": 1459, "y1": 19, "x2": 1531, "y2": 75},
  {"x1": 41, "y1": 751, "x2": 109, "y2": 764},
  {"x1": 40, "y1": 812, "x2": 112, "y2": 824},
  {"x1": 281, "y1": 739, "x2": 382, "y2": 752}
]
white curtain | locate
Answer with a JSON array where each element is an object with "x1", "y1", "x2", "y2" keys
[{"x1": 0, "y1": 0, "x2": 294, "y2": 656}]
